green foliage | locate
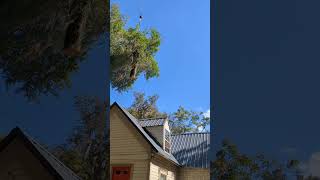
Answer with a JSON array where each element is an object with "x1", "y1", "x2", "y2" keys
[
  {"x1": 169, "y1": 107, "x2": 210, "y2": 134},
  {"x1": 52, "y1": 96, "x2": 108, "y2": 180},
  {"x1": 52, "y1": 146, "x2": 91, "y2": 179},
  {"x1": 127, "y1": 92, "x2": 210, "y2": 134},
  {"x1": 0, "y1": 0, "x2": 108, "y2": 101},
  {"x1": 1, "y1": 57, "x2": 80, "y2": 101},
  {"x1": 110, "y1": 4, "x2": 161, "y2": 92},
  {"x1": 211, "y1": 139, "x2": 259, "y2": 180},
  {"x1": 211, "y1": 140, "x2": 301, "y2": 180},
  {"x1": 127, "y1": 92, "x2": 166, "y2": 119},
  {"x1": 169, "y1": 106, "x2": 193, "y2": 134}
]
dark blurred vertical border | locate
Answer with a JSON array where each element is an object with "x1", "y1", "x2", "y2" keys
[
  {"x1": 106, "y1": 0, "x2": 110, "y2": 179},
  {"x1": 210, "y1": 0, "x2": 218, "y2": 179}
]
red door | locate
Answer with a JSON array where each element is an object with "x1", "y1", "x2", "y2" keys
[{"x1": 112, "y1": 166, "x2": 131, "y2": 180}]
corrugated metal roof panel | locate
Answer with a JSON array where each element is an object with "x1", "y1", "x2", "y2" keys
[
  {"x1": 139, "y1": 118, "x2": 166, "y2": 127},
  {"x1": 171, "y1": 133, "x2": 210, "y2": 168}
]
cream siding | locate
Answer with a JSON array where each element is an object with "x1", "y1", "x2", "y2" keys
[
  {"x1": 179, "y1": 168, "x2": 210, "y2": 180},
  {"x1": 150, "y1": 154, "x2": 178, "y2": 180},
  {"x1": 110, "y1": 107, "x2": 151, "y2": 180},
  {"x1": 0, "y1": 138, "x2": 55, "y2": 180}
]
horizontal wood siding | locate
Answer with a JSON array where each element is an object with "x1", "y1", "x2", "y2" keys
[
  {"x1": 150, "y1": 154, "x2": 178, "y2": 180},
  {"x1": 111, "y1": 107, "x2": 151, "y2": 180},
  {"x1": 179, "y1": 168, "x2": 210, "y2": 180},
  {"x1": 149, "y1": 162, "x2": 159, "y2": 180}
]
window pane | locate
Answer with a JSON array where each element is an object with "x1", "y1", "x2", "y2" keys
[{"x1": 160, "y1": 174, "x2": 167, "y2": 180}]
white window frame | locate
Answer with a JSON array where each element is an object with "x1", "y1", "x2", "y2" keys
[
  {"x1": 164, "y1": 129, "x2": 171, "y2": 153},
  {"x1": 160, "y1": 173, "x2": 167, "y2": 180}
]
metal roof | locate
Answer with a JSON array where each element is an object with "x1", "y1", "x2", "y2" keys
[
  {"x1": 111, "y1": 102, "x2": 180, "y2": 165},
  {"x1": 139, "y1": 118, "x2": 166, "y2": 127},
  {"x1": 171, "y1": 133, "x2": 210, "y2": 168},
  {"x1": 0, "y1": 127, "x2": 81, "y2": 180}
]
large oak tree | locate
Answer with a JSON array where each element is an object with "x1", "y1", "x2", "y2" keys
[
  {"x1": 0, "y1": 0, "x2": 108, "y2": 101},
  {"x1": 110, "y1": 4, "x2": 161, "y2": 92}
]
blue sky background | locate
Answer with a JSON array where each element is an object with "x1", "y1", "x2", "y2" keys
[{"x1": 110, "y1": 0, "x2": 210, "y2": 115}]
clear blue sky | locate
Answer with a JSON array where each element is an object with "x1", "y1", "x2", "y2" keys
[{"x1": 110, "y1": 0, "x2": 210, "y2": 114}]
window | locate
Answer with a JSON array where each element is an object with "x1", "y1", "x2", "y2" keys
[
  {"x1": 160, "y1": 174, "x2": 167, "y2": 180},
  {"x1": 164, "y1": 129, "x2": 171, "y2": 153}
]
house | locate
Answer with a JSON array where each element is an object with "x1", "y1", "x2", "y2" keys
[
  {"x1": 0, "y1": 127, "x2": 81, "y2": 180},
  {"x1": 110, "y1": 102, "x2": 210, "y2": 180}
]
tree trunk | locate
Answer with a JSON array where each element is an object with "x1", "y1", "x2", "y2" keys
[
  {"x1": 63, "y1": 0, "x2": 89, "y2": 56},
  {"x1": 130, "y1": 62, "x2": 137, "y2": 80},
  {"x1": 130, "y1": 51, "x2": 138, "y2": 79}
]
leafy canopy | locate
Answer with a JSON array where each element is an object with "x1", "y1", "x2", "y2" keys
[
  {"x1": 127, "y1": 92, "x2": 166, "y2": 119},
  {"x1": 52, "y1": 96, "x2": 108, "y2": 180},
  {"x1": 211, "y1": 139, "x2": 301, "y2": 180},
  {"x1": 110, "y1": 4, "x2": 161, "y2": 92},
  {"x1": 0, "y1": 0, "x2": 108, "y2": 101},
  {"x1": 127, "y1": 92, "x2": 210, "y2": 134},
  {"x1": 169, "y1": 106, "x2": 210, "y2": 134}
]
